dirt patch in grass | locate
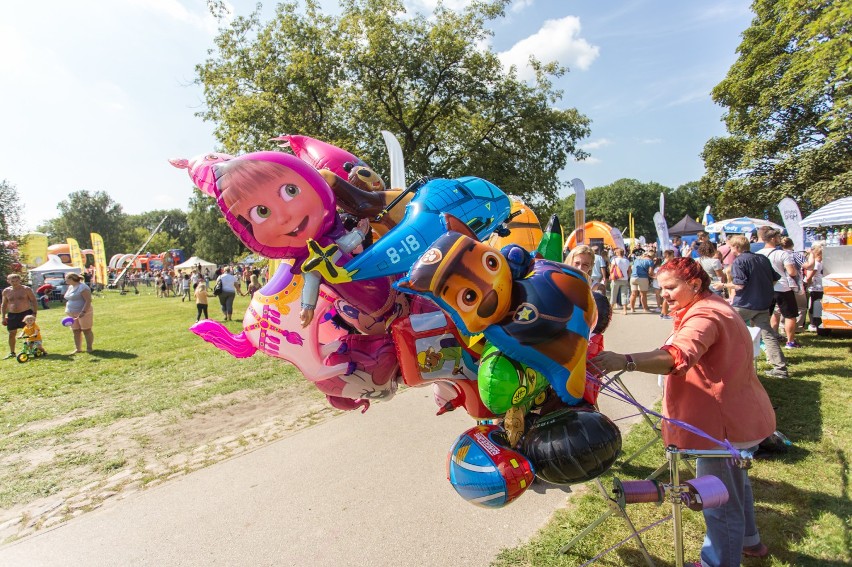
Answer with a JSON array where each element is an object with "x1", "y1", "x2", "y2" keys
[{"x1": 0, "y1": 386, "x2": 337, "y2": 543}]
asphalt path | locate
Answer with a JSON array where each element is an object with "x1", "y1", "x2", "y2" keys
[{"x1": 0, "y1": 311, "x2": 673, "y2": 567}]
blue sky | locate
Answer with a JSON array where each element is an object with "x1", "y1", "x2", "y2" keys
[{"x1": 2, "y1": 0, "x2": 752, "y2": 232}]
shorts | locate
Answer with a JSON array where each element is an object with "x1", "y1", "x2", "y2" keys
[
  {"x1": 5, "y1": 310, "x2": 34, "y2": 331},
  {"x1": 26, "y1": 340, "x2": 43, "y2": 350},
  {"x1": 630, "y1": 277, "x2": 650, "y2": 292},
  {"x1": 771, "y1": 290, "x2": 799, "y2": 319},
  {"x1": 66, "y1": 309, "x2": 94, "y2": 330}
]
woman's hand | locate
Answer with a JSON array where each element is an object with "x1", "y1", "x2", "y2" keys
[
  {"x1": 299, "y1": 307, "x2": 315, "y2": 328},
  {"x1": 591, "y1": 351, "x2": 627, "y2": 372}
]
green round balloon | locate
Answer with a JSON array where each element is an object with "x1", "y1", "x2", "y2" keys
[{"x1": 478, "y1": 343, "x2": 549, "y2": 415}]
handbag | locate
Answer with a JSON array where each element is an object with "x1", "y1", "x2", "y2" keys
[
  {"x1": 611, "y1": 262, "x2": 624, "y2": 280},
  {"x1": 213, "y1": 279, "x2": 223, "y2": 296}
]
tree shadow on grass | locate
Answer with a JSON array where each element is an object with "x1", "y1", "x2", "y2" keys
[
  {"x1": 751, "y1": 459, "x2": 851, "y2": 567},
  {"x1": 761, "y1": 377, "x2": 822, "y2": 444},
  {"x1": 85, "y1": 350, "x2": 138, "y2": 360}
]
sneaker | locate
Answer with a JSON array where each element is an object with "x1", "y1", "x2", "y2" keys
[
  {"x1": 3, "y1": 352, "x2": 14, "y2": 360},
  {"x1": 659, "y1": 314, "x2": 672, "y2": 320},
  {"x1": 807, "y1": 325, "x2": 818, "y2": 332},
  {"x1": 785, "y1": 341, "x2": 801, "y2": 349},
  {"x1": 743, "y1": 542, "x2": 769, "y2": 558},
  {"x1": 766, "y1": 369, "x2": 789, "y2": 379}
]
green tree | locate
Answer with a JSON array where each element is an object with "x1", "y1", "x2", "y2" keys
[
  {"x1": 37, "y1": 191, "x2": 128, "y2": 255},
  {"x1": 124, "y1": 210, "x2": 192, "y2": 253},
  {"x1": 196, "y1": 0, "x2": 590, "y2": 211},
  {"x1": 0, "y1": 180, "x2": 24, "y2": 280},
  {"x1": 551, "y1": 179, "x2": 709, "y2": 241},
  {"x1": 700, "y1": 0, "x2": 852, "y2": 219},
  {"x1": 186, "y1": 191, "x2": 246, "y2": 263}
]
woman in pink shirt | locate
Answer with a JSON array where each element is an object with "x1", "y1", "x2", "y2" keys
[{"x1": 593, "y1": 257, "x2": 775, "y2": 566}]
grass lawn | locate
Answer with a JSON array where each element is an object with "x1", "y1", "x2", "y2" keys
[
  {"x1": 493, "y1": 330, "x2": 851, "y2": 566},
  {"x1": 0, "y1": 287, "x2": 325, "y2": 523}
]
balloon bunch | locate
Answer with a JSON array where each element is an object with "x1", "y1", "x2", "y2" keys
[{"x1": 171, "y1": 135, "x2": 621, "y2": 507}]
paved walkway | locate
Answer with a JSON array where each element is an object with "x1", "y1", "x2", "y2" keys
[{"x1": 0, "y1": 311, "x2": 673, "y2": 567}]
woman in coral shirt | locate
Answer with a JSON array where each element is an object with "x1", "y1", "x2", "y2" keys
[{"x1": 593, "y1": 257, "x2": 775, "y2": 567}]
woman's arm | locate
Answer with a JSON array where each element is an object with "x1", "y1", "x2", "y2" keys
[{"x1": 592, "y1": 349, "x2": 675, "y2": 375}]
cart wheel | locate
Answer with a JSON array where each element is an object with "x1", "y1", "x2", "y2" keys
[
  {"x1": 816, "y1": 328, "x2": 832, "y2": 337},
  {"x1": 16, "y1": 353, "x2": 29, "y2": 363},
  {"x1": 34, "y1": 350, "x2": 44, "y2": 358}
]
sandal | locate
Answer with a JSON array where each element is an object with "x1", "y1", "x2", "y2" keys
[{"x1": 743, "y1": 543, "x2": 769, "y2": 558}]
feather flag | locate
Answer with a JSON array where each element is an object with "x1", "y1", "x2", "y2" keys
[{"x1": 90, "y1": 233, "x2": 109, "y2": 286}]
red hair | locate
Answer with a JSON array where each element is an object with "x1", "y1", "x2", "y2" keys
[{"x1": 655, "y1": 257, "x2": 710, "y2": 292}]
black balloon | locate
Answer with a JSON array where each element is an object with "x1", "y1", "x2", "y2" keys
[
  {"x1": 522, "y1": 408, "x2": 622, "y2": 485},
  {"x1": 592, "y1": 291, "x2": 612, "y2": 335}
]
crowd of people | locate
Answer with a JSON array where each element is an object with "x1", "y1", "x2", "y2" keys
[{"x1": 1, "y1": 262, "x2": 271, "y2": 358}]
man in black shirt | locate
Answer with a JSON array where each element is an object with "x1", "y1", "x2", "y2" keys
[{"x1": 725, "y1": 235, "x2": 789, "y2": 378}]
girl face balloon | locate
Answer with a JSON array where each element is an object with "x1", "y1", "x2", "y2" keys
[{"x1": 212, "y1": 151, "x2": 339, "y2": 260}]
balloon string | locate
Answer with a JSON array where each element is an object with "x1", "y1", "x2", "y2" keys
[
  {"x1": 585, "y1": 362, "x2": 740, "y2": 459},
  {"x1": 576, "y1": 514, "x2": 672, "y2": 567}
]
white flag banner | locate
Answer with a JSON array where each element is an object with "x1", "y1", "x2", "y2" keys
[
  {"x1": 654, "y1": 212, "x2": 671, "y2": 251},
  {"x1": 572, "y1": 178, "x2": 586, "y2": 245},
  {"x1": 660, "y1": 192, "x2": 665, "y2": 216},
  {"x1": 610, "y1": 226, "x2": 626, "y2": 251},
  {"x1": 380, "y1": 130, "x2": 406, "y2": 190},
  {"x1": 778, "y1": 197, "x2": 804, "y2": 251}
]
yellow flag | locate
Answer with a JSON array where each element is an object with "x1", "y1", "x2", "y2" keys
[
  {"x1": 90, "y1": 233, "x2": 109, "y2": 286},
  {"x1": 67, "y1": 238, "x2": 85, "y2": 270}
]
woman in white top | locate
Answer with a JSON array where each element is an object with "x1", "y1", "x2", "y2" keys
[
  {"x1": 215, "y1": 267, "x2": 238, "y2": 321},
  {"x1": 697, "y1": 241, "x2": 727, "y2": 296},
  {"x1": 609, "y1": 248, "x2": 631, "y2": 315},
  {"x1": 803, "y1": 241, "x2": 825, "y2": 330},
  {"x1": 64, "y1": 273, "x2": 94, "y2": 353}
]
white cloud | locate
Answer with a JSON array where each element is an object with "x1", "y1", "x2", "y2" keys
[
  {"x1": 573, "y1": 156, "x2": 602, "y2": 165},
  {"x1": 580, "y1": 138, "x2": 612, "y2": 151},
  {"x1": 510, "y1": 0, "x2": 535, "y2": 14},
  {"x1": 498, "y1": 16, "x2": 599, "y2": 80},
  {"x1": 640, "y1": 138, "x2": 662, "y2": 144},
  {"x1": 128, "y1": 0, "x2": 227, "y2": 34}
]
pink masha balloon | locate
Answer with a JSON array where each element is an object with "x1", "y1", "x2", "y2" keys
[
  {"x1": 190, "y1": 263, "x2": 399, "y2": 410},
  {"x1": 271, "y1": 134, "x2": 366, "y2": 180},
  {"x1": 169, "y1": 152, "x2": 234, "y2": 197}
]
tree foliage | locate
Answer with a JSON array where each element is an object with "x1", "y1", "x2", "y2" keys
[
  {"x1": 0, "y1": 180, "x2": 23, "y2": 280},
  {"x1": 186, "y1": 191, "x2": 247, "y2": 263},
  {"x1": 37, "y1": 191, "x2": 127, "y2": 255},
  {"x1": 552, "y1": 179, "x2": 709, "y2": 240},
  {"x1": 124, "y1": 209, "x2": 192, "y2": 253},
  {"x1": 700, "y1": 0, "x2": 852, "y2": 219},
  {"x1": 196, "y1": 0, "x2": 591, "y2": 211}
]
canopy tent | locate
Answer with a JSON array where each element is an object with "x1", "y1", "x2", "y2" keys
[
  {"x1": 565, "y1": 220, "x2": 622, "y2": 252},
  {"x1": 174, "y1": 256, "x2": 217, "y2": 271},
  {"x1": 800, "y1": 196, "x2": 852, "y2": 228},
  {"x1": 28, "y1": 255, "x2": 82, "y2": 288},
  {"x1": 667, "y1": 215, "x2": 705, "y2": 237},
  {"x1": 704, "y1": 217, "x2": 784, "y2": 234}
]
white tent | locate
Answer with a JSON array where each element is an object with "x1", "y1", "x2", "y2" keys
[
  {"x1": 28, "y1": 255, "x2": 82, "y2": 288},
  {"x1": 800, "y1": 196, "x2": 852, "y2": 227},
  {"x1": 174, "y1": 256, "x2": 217, "y2": 271}
]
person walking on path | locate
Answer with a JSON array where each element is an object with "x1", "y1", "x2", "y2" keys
[
  {"x1": 609, "y1": 248, "x2": 631, "y2": 315},
  {"x1": 215, "y1": 267, "x2": 238, "y2": 321},
  {"x1": 593, "y1": 257, "x2": 775, "y2": 566},
  {"x1": 629, "y1": 250, "x2": 655, "y2": 312},
  {"x1": 724, "y1": 235, "x2": 789, "y2": 379},
  {"x1": 1, "y1": 273, "x2": 38, "y2": 359},
  {"x1": 757, "y1": 227, "x2": 801, "y2": 348},
  {"x1": 194, "y1": 282, "x2": 209, "y2": 322},
  {"x1": 64, "y1": 273, "x2": 94, "y2": 354}
]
